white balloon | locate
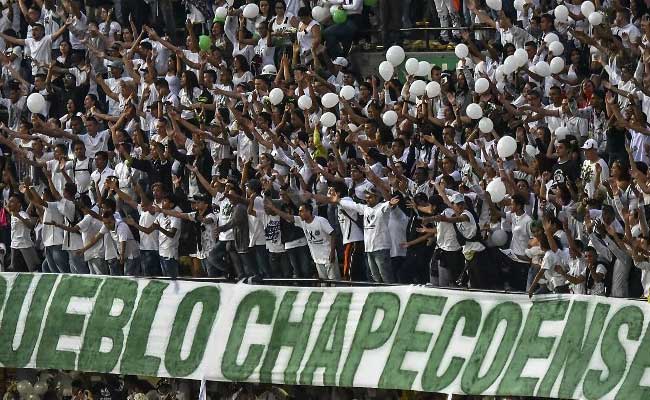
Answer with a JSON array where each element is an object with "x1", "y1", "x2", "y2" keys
[
  {"x1": 455, "y1": 43, "x2": 469, "y2": 59},
  {"x1": 382, "y1": 110, "x2": 398, "y2": 126},
  {"x1": 466, "y1": 103, "x2": 483, "y2": 120},
  {"x1": 33, "y1": 382, "x2": 48, "y2": 396},
  {"x1": 321, "y1": 92, "x2": 339, "y2": 109},
  {"x1": 269, "y1": 88, "x2": 284, "y2": 105},
  {"x1": 215, "y1": 6, "x2": 228, "y2": 19},
  {"x1": 554, "y1": 5, "x2": 569, "y2": 21},
  {"x1": 497, "y1": 135, "x2": 517, "y2": 158},
  {"x1": 405, "y1": 58, "x2": 419, "y2": 75},
  {"x1": 513, "y1": 0, "x2": 525, "y2": 11},
  {"x1": 495, "y1": 65, "x2": 505, "y2": 81},
  {"x1": 503, "y1": 55, "x2": 517, "y2": 74},
  {"x1": 514, "y1": 48, "x2": 528, "y2": 67},
  {"x1": 386, "y1": 45, "x2": 405, "y2": 66},
  {"x1": 426, "y1": 81, "x2": 441, "y2": 98},
  {"x1": 297, "y1": 94, "x2": 312, "y2": 110},
  {"x1": 26, "y1": 93, "x2": 45, "y2": 114},
  {"x1": 378, "y1": 61, "x2": 394, "y2": 81},
  {"x1": 549, "y1": 41, "x2": 564, "y2": 56},
  {"x1": 486, "y1": 179, "x2": 507, "y2": 203},
  {"x1": 535, "y1": 60, "x2": 551, "y2": 77},
  {"x1": 496, "y1": 81, "x2": 505, "y2": 92},
  {"x1": 417, "y1": 61, "x2": 430, "y2": 77},
  {"x1": 27, "y1": 394, "x2": 40, "y2": 400},
  {"x1": 490, "y1": 229, "x2": 508, "y2": 246},
  {"x1": 525, "y1": 144, "x2": 540, "y2": 157},
  {"x1": 544, "y1": 32, "x2": 559, "y2": 44},
  {"x1": 550, "y1": 57, "x2": 565, "y2": 74},
  {"x1": 478, "y1": 117, "x2": 493, "y2": 133},
  {"x1": 486, "y1": 0, "x2": 502, "y2": 11},
  {"x1": 340, "y1": 85, "x2": 355, "y2": 101},
  {"x1": 410, "y1": 80, "x2": 426, "y2": 97},
  {"x1": 475, "y1": 78, "x2": 490, "y2": 94},
  {"x1": 242, "y1": 3, "x2": 259, "y2": 19},
  {"x1": 555, "y1": 126, "x2": 570, "y2": 140},
  {"x1": 320, "y1": 112, "x2": 337, "y2": 128},
  {"x1": 475, "y1": 61, "x2": 486, "y2": 75},
  {"x1": 588, "y1": 11, "x2": 603, "y2": 25},
  {"x1": 311, "y1": 6, "x2": 329, "y2": 22},
  {"x1": 581, "y1": 0, "x2": 595, "y2": 17}
]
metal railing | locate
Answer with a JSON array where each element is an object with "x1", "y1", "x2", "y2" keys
[{"x1": 359, "y1": 25, "x2": 496, "y2": 51}]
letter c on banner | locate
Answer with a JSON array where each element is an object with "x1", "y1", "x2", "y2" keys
[{"x1": 222, "y1": 290, "x2": 276, "y2": 381}]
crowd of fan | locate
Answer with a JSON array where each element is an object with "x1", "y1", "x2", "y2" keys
[{"x1": 0, "y1": 0, "x2": 648, "y2": 300}]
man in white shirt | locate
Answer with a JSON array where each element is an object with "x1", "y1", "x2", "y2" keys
[
  {"x1": 0, "y1": 21, "x2": 69, "y2": 74},
  {"x1": 334, "y1": 187, "x2": 399, "y2": 283},
  {"x1": 46, "y1": 182, "x2": 89, "y2": 274},
  {"x1": 99, "y1": 211, "x2": 140, "y2": 276},
  {"x1": 580, "y1": 139, "x2": 609, "y2": 199},
  {"x1": 269, "y1": 200, "x2": 340, "y2": 280},
  {"x1": 22, "y1": 184, "x2": 68, "y2": 273},
  {"x1": 153, "y1": 193, "x2": 182, "y2": 278},
  {"x1": 89, "y1": 151, "x2": 114, "y2": 203},
  {"x1": 293, "y1": 203, "x2": 339, "y2": 280}
]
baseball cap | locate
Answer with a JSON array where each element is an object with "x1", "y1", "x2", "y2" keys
[
  {"x1": 450, "y1": 193, "x2": 465, "y2": 204},
  {"x1": 261, "y1": 64, "x2": 277, "y2": 75},
  {"x1": 109, "y1": 60, "x2": 124, "y2": 69},
  {"x1": 364, "y1": 186, "x2": 380, "y2": 197},
  {"x1": 332, "y1": 57, "x2": 348, "y2": 67},
  {"x1": 581, "y1": 138, "x2": 598, "y2": 150}
]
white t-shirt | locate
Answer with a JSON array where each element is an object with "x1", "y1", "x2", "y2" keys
[
  {"x1": 41, "y1": 201, "x2": 64, "y2": 247},
  {"x1": 189, "y1": 211, "x2": 218, "y2": 259},
  {"x1": 56, "y1": 198, "x2": 83, "y2": 251},
  {"x1": 436, "y1": 208, "x2": 462, "y2": 252},
  {"x1": 339, "y1": 199, "x2": 392, "y2": 252},
  {"x1": 580, "y1": 158, "x2": 609, "y2": 199},
  {"x1": 76, "y1": 213, "x2": 104, "y2": 260},
  {"x1": 137, "y1": 205, "x2": 159, "y2": 251},
  {"x1": 66, "y1": 157, "x2": 93, "y2": 194},
  {"x1": 155, "y1": 212, "x2": 182, "y2": 259},
  {"x1": 248, "y1": 198, "x2": 266, "y2": 247},
  {"x1": 509, "y1": 212, "x2": 532, "y2": 256},
  {"x1": 294, "y1": 215, "x2": 333, "y2": 264},
  {"x1": 217, "y1": 196, "x2": 235, "y2": 241},
  {"x1": 10, "y1": 211, "x2": 33, "y2": 249},
  {"x1": 455, "y1": 210, "x2": 486, "y2": 254},
  {"x1": 568, "y1": 256, "x2": 587, "y2": 294},
  {"x1": 81, "y1": 130, "x2": 110, "y2": 158},
  {"x1": 542, "y1": 249, "x2": 569, "y2": 290},
  {"x1": 337, "y1": 197, "x2": 363, "y2": 245},
  {"x1": 100, "y1": 221, "x2": 139, "y2": 260},
  {"x1": 24, "y1": 34, "x2": 52, "y2": 72},
  {"x1": 264, "y1": 213, "x2": 284, "y2": 253}
]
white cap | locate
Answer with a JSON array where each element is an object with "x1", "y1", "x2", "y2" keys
[
  {"x1": 261, "y1": 64, "x2": 277, "y2": 75},
  {"x1": 332, "y1": 57, "x2": 348, "y2": 67},
  {"x1": 450, "y1": 193, "x2": 465, "y2": 204},
  {"x1": 581, "y1": 138, "x2": 598, "y2": 150}
]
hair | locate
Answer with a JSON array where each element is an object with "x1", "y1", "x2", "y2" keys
[
  {"x1": 95, "y1": 151, "x2": 108, "y2": 160},
  {"x1": 512, "y1": 193, "x2": 527, "y2": 207},
  {"x1": 298, "y1": 6, "x2": 311, "y2": 17},
  {"x1": 182, "y1": 70, "x2": 199, "y2": 92},
  {"x1": 300, "y1": 202, "x2": 313, "y2": 213},
  {"x1": 233, "y1": 54, "x2": 250, "y2": 73}
]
